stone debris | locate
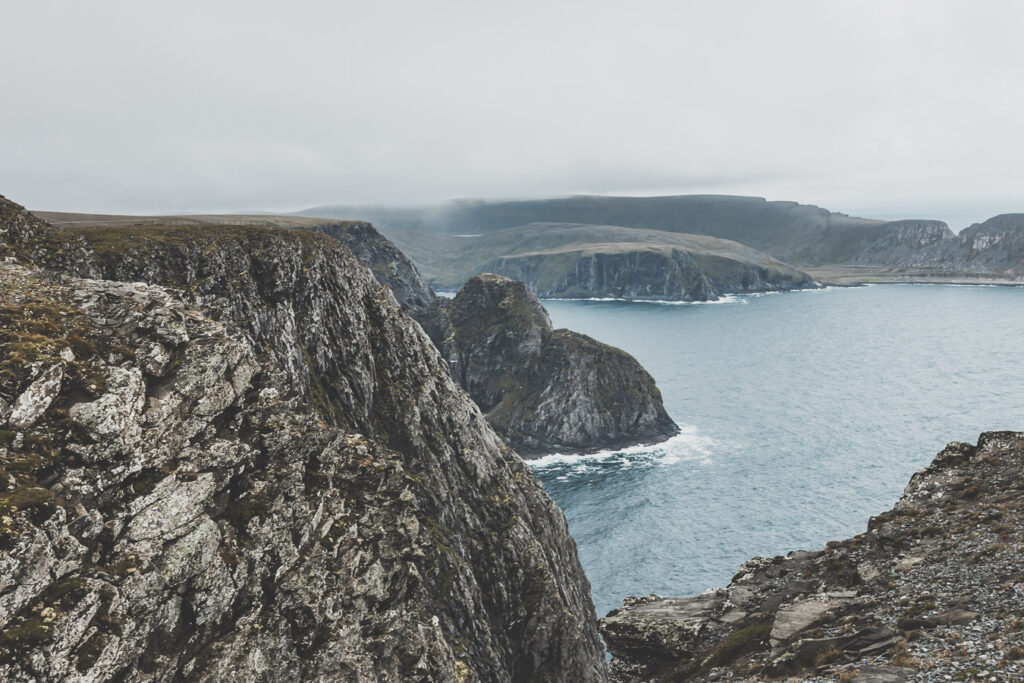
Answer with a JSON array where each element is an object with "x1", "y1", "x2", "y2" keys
[
  {"x1": 7, "y1": 363, "x2": 63, "y2": 429},
  {"x1": 602, "y1": 432, "x2": 1024, "y2": 681}
]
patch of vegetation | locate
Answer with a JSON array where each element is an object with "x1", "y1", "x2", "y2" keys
[
  {"x1": 75, "y1": 632, "x2": 107, "y2": 673},
  {"x1": 903, "y1": 601, "x2": 937, "y2": 619},
  {"x1": 814, "y1": 644, "x2": 844, "y2": 667},
  {"x1": 0, "y1": 617, "x2": 53, "y2": 662},
  {"x1": 689, "y1": 621, "x2": 772, "y2": 680},
  {"x1": 0, "y1": 486, "x2": 54, "y2": 510}
]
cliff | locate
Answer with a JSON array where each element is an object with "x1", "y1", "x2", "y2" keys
[
  {"x1": 601, "y1": 432, "x2": 1024, "y2": 681},
  {"x1": 387, "y1": 223, "x2": 817, "y2": 301},
  {"x1": 448, "y1": 274, "x2": 678, "y2": 456},
  {"x1": 299, "y1": 221, "x2": 455, "y2": 350},
  {"x1": 0, "y1": 196, "x2": 606, "y2": 681}
]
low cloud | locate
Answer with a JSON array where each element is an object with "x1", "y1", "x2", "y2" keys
[{"x1": 4, "y1": 1, "x2": 1024, "y2": 228}]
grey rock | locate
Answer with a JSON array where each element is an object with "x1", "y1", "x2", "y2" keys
[
  {"x1": 7, "y1": 363, "x2": 64, "y2": 429},
  {"x1": 602, "y1": 432, "x2": 1024, "y2": 680},
  {"x1": 448, "y1": 274, "x2": 678, "y2": 455},
  {"x1": 852, "y1": 664, "x2": 914, "y2": 682},
  {"x1": 0, "y1": 196, "x2": 607, "y2": 682}
]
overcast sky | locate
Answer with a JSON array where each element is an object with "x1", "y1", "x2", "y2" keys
[{"x1": 4, "y1": 1, "x2": 1024, "y2": 228}]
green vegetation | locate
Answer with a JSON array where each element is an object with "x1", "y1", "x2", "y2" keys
[{"x1": 689, "y1": 621, "x2": 772, "y2": 680}]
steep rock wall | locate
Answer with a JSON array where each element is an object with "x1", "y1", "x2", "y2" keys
[{"x1": 0, "y1": 196, "x2": 607, "y2": 682}]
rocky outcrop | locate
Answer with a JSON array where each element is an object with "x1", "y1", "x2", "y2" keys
[
  {"x1": 482, "y1": 249, "x2": 719, "y2": 301},
  {"x1": 448, "y1": 274, "x2": 678, "y2": 456},
  {"x1": 849, "y1": 220, "x2": 958, "y2": 269},
  {"x1": 601, "y1": 432, "x2": 1024, "y2": 681},
  {"x1": 955, "y1": 214, "x2": 1024, "y2": 275},
  {"x1": 0, "y1": 196, "x2": 607, "y2": 681},
  {"x1": 300, "y1": 221, "x2": 454, "y2": 350},
  {"x1": 840, "y1": 216, "x2": 1024, "y2": 279}
]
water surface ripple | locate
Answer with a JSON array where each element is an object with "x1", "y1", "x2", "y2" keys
[{"x1": 532, "y1": 285, "x2": 1024, "y2": 616}]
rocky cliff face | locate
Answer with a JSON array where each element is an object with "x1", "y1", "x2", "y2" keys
[
  {"x1": 848, "y1": 220, "x2": 958, "y2": 269},
  {"x1": 483, "y1": 246, "x2": 817, "y2": 301},
  {"x1": 298, "y1": 224, "x2": 677, "y2": 455},
  {"x1": 956, "y1": 214, "x2": 1024, "y2": 275},
  {"x1": 448, "y1": 274, "x2": 678, "y2": 456},
  {"x1": 300, "y1": 221, "x2": 454, "y2": 350},
  {"x1": 0, "y1": 196, "x2": 606, "y2": 681},
  {"x1": 845, "y1": 216, "x2": 1024, "y2": 278},
  {"x1": 481, "y1": 249, "x2": 717, "y2": 301},
  {"x1": 601, "y1": 432, "x2": 1024, "y2": 681},
  {"x1": 381, "y1": 222, "x2": 818, "y2": 302}
]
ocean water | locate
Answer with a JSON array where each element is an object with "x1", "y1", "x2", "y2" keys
[{"x1": 532, "y1": 285, "x2": 1024, "y2": 617}]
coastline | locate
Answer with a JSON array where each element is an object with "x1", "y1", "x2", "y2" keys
[{"x1": 805, "y1": 265, "x2": 1024, "y2": 287}]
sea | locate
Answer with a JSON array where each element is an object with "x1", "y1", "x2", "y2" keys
[{"x1": 531, "y1": 284, "x2": 1024, "y2": 617}]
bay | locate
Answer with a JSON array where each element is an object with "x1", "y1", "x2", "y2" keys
[{"x1": 532, "y1": 284, "x2": 1024, "y2": 616}]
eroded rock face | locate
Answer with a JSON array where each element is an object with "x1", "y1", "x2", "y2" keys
[
  {"x1": 300, "y1": 221, "x2": 455, "y2": 351},
  {"x1": 482, "y1": 246, "x2": 817, "y2": 302},
  {"x1": 0, "y1": 197, "x2": 607, "y2": 682},
  {"x1": 601, "y1": 433, "x2": 1024, "y2": 681},
  {"x1": 448, "y1": 274, "x2": 678, "y2": 456},
  {"x1": 847, "y1": 215, "x2": 1024, "y2": 277}
]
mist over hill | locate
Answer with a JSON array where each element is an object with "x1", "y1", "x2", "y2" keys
[
  {"x1": 299, "y1": 195, "x2": 1024, "y2": 282},
  {"x1": 298, "y1": 195, "x2": 889, "y2": 265}
]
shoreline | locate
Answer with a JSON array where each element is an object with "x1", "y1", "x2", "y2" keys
[{"x1": 805, "y1": 265, "x2": 1024, "y2": 288}]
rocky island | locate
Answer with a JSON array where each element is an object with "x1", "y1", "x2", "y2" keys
[
  {"x1": 0, "y1": 196, "x2": 607, "y2": 681},
  {"x1": 601, "y1": 432, "x2": 1024, "y2": 681},
  {"x1": 446, "y1": 274, "x2": 678, "y2": 456}
]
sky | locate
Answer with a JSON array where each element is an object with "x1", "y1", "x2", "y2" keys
[{"x1": 4, "y1": 1, "x2": 1024, "y2": 229}]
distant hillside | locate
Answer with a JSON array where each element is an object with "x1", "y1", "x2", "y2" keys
[
  {"x1": 300, "y1": 196, "x2": 1024, "y2": 282},
  {"x1": 388, "y1": 222, "x2": 815, "y2": 300},
  {"x1": 299, "y1": 195, "x2": 887, "y2": 265}
]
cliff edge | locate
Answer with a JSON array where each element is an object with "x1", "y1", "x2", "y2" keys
[{"x1": 0, "y1": 196, "x2": 607, "y2": 681}]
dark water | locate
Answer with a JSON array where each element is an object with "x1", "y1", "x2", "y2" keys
[{"x1": 532, "y1": 285, "x2": 1024, "y2": 617}]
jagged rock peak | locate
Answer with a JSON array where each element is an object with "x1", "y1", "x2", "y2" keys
[
  {"x1": 0, "y1": 195, "x2": 52, "y2": 259},
  {"x1": 449, "y1": 273, "x2": 678, "y2": 456}
]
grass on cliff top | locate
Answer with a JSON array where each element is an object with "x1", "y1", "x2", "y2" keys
[
  {"x1": 0, "y1": 275, "x2": 115, "y2": 544},
  {"x1": 57, "y1": 222, "x2": 333, "y2": 256}
]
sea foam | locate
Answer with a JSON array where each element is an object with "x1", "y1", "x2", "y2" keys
[{"x1": 528, "y1": 424, "x2": 715, "y2": 476}]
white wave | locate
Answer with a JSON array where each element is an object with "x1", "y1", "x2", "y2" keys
[
  {"x1": 528, "y1": 424, "x2": 715, "y2": 472},
  {"x1": 542, "y1": 294, "x2": 744, "y2": 306}
]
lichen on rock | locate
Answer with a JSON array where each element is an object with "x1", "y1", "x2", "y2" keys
[{"x1": 0, "y1": 195, "x2": 607, "y2": 682}]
